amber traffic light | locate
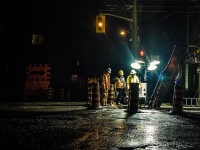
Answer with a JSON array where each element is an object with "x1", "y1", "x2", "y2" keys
[{"x1": 96, "y1": 15, "x2": 105, "y2": 33}]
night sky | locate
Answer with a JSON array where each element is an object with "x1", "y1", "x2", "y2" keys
[{"x1": 0, "y1": 0, "x2": 199, "y2": 90}]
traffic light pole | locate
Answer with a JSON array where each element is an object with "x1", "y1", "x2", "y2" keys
[
  {"x1": 100, "y1": 0, "x2": 138, "y2": 59},
  {"x1": 132, "y1": 0, "x2": 138, "y2": 60}
]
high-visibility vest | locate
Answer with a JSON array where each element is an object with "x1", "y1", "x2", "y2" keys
[
  {"x1": 100, "y1": 73, "x2": 110, "y2": 89},
  {"x1": 126, "y1": 75, "x2": 140, "y2": 89}
]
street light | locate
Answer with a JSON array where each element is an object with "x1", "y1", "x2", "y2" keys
[
  {"x1": 120, "y1": 31, "x2": 125, "y2": 35},
  {"x1": 120, "y1": 30, "x2": 132, "y2": 42}
]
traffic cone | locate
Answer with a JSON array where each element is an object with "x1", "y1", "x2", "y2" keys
[
  {"x1": 59, "y1": 88, "x2": 65, "y2": 101},
  {"x1": 169, "y1": 84, "x2": 183, "y2": 114},
  {"x1": 47, "y1": 85, "x2": 54, "y2": 100},
  {"x1": 66, "y1": 90, "x2": 70, "y2": 101}
]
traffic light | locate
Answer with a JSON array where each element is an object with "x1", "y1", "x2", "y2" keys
[
  {"x1": 139, "y1": 50, "x2": 145, "y2": 57},
  {"x1": 138, "y1": 50, "x2": 145, "y2": 62},
  {"x1": 96, "y1": 15, "x2": 105, "y2": 33}
]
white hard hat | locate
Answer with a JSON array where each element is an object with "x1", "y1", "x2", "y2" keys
[
  {"x1": 130, "y1": 69, "x2": 136, "y2": 74},
  {"x1": 106, "y1": 68, "x2": 111, "y2": 73}
]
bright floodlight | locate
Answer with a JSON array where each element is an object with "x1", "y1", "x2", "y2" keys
[
  {"x1": 150, "y1": 60, "x2": 160, "y2": 65},
  {"x1": 131, "y1": 62, "x2": 141, "y2": 69},
  {"x1": 148, "y1": 65, "x2": 157, "y2": 70}
]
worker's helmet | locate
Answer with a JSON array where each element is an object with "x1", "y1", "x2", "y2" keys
[
  {"x1": 118, "y1": 70, "x2": 124, "y2": 76},
  {"x1": 130, "y1": 69, "x2": 136, "y2": 74},
  {"x1": 106, "y1": 68, "x2": 111, "y2": 73}
]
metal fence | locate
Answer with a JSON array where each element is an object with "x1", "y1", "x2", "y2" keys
[{"x1": 183, "y1": 97, "x2": 199, "y2": 106}]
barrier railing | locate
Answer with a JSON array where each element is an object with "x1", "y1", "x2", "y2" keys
[{"x1": 183, "y1": 97, "x2": 199, "y2": 106}]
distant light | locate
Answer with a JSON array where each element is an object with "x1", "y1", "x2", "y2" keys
[
  {"x1": 148, "y1": 65, "x2": 157, "y2": 70},
  {"x1": 131, "y1": 62, "x2": 141, "y2": 69},
  {"x1": 150, "y1": 60, "x2": 160, "y2": 65},
  {"x1": 139, "y1": 50, "x2": 145, "y2": 56},
  {"x1": 120, "y1": 31, "x2": 125, "y2": 35}
]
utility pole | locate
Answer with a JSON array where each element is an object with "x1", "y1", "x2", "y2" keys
[
  {"x1": 132, "y1": 0, "x2": 138, "y2": 60},
  {"x1": 198, "y1": 14, "x2": 200, "y2": 106}
]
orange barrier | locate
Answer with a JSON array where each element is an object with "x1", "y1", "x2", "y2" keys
[
  {"x1": 90, "y1": 82, "x2": 102, "y2": 109},
  {"x1": 87, "y1": 83, "x2": 93, "y2": 106},
  {"x1": 59, "y1": 88, "x2": 65, "y2": 101},
  {"x1": 169, "y1": 84, "x2": 183, "y2": 114},
  {"x1": 47, "y1": 86, "x2": 54, "y2": 100},
  {"x1": 108, "y1": 84, "x2": 115, "y2": 105},
  {"x1": 66, "y1": 90, "x2": 70, "y2": 101}
]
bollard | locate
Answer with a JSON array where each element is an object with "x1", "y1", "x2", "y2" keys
[
  {"x1": 47, "y1": 85, "x2": 54, "y2": 100},
  {"x1": 169, "y1": 84, "x2": 183, "y2": 114},
  {"x1": 108, "y1": 84, "x2": 115, "y2": 105},
  {"x1": 90, "y1": 82, "x2": 102, "y2": 109},
  {"x1": 59, "y1": 88, "x2": 65, "y2": 101},
  {"x1": 127, "y1": 83, "x2": 141, "y2": 113}
]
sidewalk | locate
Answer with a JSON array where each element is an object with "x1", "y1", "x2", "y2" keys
[
  {"x1": 0, "y1": 101, "x2": 199, "y2": 112},
  {"x1": 0, "y1": 101, "x2": 88, "y2": 113}
]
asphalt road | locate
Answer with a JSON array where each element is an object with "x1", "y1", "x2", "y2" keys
[{"x1": 0, "y1": 102, "x2": 200, "y2": 150}]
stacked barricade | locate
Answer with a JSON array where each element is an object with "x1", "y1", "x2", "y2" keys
[
  {"x1": 169, "y1": 84, "x2": 183, "y2": 114},
  {"x1": 47, "y1": 85, "x2": 54, "y2": 100},
  {"x1": 127, "y1": 83, "x2": 141, "y2": 113},
  {"x1": 108, "y1": 84, "x2": 115, "y2": 105},
  {"x1": 59, "y1": 88, "x2": 65, "y2": 101},
  {"x1": 87, "y1": 78, "x2": 102, "y2": 109}
]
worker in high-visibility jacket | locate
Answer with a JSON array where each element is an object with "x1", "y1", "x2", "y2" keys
[
  {"x1": 126, "y1": 69, "x2": 142, "y2": 89},
  {"x1": 100, "y1": 68, "x2": 111, "y2": 106},
  {"x1": 113, "y1": 70, "x2": 126, "y2": 105}
]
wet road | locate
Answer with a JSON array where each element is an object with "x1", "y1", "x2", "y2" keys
[{"x1": 0, "y1": 107, "x2": 200, "y2": 150}]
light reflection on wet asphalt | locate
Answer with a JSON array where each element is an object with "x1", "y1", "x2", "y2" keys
[{"x1": 0, "y1": 108, "x2": 200, "y2": 149}]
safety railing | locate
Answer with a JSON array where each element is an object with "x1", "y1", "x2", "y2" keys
[{"x1": 182, "y1": 97, "x2": 199, "y2": 106}]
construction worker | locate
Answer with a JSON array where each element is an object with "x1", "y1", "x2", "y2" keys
[
  {"x1": 100, "y1": 68, "x2": 111, "y2": 106},
  {"x1": 113, "y1": 70, "x2": 126, "y2": 105},
  {"x1": 126, "y1": 69, "x2": 142, "y2": 89}
]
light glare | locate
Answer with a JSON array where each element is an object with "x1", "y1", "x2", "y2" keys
[
  {"x1": 150, "y1": 60, "x2": 160, "y2": 65},
  {"x1": 148, "y1": 65, "x2": 157, "y2": 70},
  {"x1": 131, "y1": 62, "x2": 141, "y2": 69}
]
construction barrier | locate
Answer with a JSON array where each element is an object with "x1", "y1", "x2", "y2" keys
[
  {"x1": 169, "y1": 84, "x2": 183, "y2": 114},
  {"x1": 66, "y1": 90, "x2": 70, "y2": 101},
  {"x1": 127, "y1": 83, "x2": 141, "y2": 113},
  {"x1": 47, "y1": 85, "x2": 54, "y2": 100},
  {"x1": 87, "y1": 83, "x2": 93, "y2": 106},
  {"x1": 90, "y1": 82, "x2": 102, "y2": 109},
  {"x1": 108, "y1": 84, "x2": 115, "y2": 105},
  {"x1": 59, "y1": 88, "x2": 65, "y2": 101}
]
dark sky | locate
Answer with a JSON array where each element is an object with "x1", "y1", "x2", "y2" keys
[{"x1": 0, "y1": 0, "x2": 199, "y2": 77}]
